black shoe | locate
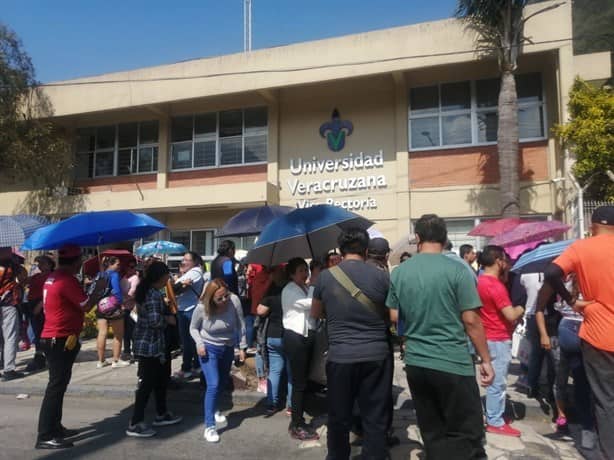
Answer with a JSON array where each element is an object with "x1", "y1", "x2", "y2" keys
[
  {"x1": 35, "y1": 438, "x2": 74, "y2": 450},
  {"x1": 60, "y1": 426, "x2": 80, "y2": 438},
  {"x1": 265, "y1": 405, "x2": 281, "y2": 417},
  {"x1": 1, "y1": 370, "x2": 25, "y2": 381},
  {"x1": 289, "y1": 423, "x2": 319, "y2": 441}
]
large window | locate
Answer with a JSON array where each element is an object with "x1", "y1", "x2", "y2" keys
[
  {"x1": 76, "y1": 121, "x2": 159, "y2": 178},
  {"x1": 409, "y1": 73, "x2": 545, "y2": 150},
  {"x1": 170, "y1": 107, "x2": 267, "y2": 171},
  {"x1": 169, "y1": 229, "x2": 216, "y2": 259}
]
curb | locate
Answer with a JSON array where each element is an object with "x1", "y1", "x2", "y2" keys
[{"x1": 0, "y1": 382, "x2": 266, "y2": 406}]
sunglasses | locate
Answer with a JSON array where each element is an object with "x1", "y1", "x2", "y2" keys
[{"x1": 214, "y1": 293, "x2": 230, "y2": 303}]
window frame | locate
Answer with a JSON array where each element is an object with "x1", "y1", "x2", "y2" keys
[
  {"x1": 169, "y1": 228, "x2": 217, "y2": 260},
  {"x1": 408, "y1": 73, "x2": 547, "y2": 152},
  {"x1": 169, "y1": 107, "x2": 268, "y2": 172},
  {"x1": 76, "y1": 122, "x2": 159, "y2": 179}
]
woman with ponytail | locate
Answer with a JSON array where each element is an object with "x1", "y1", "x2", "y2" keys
[{"x1": 126, "y1": 261, "x2": 182, "y2": 438}]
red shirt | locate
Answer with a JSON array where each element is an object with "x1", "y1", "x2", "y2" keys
[
  {"x1": 249, "y1": 265, "x2": 272, "y2": 315},
  {"x1": 27, "y1": 272, "x2": 49, "y2": 301},
  {"x1": 477, "y1": 274, "x2": 515, "y2": 341},
  {"x1": 42, "y1": 269, "x2": 88, "y2": 338}
]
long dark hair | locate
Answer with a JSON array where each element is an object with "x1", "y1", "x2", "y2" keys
[
  {"x1": 134, "y1": 261, "x2": 169, "y2": 306},
  {"x1": 102, "y1": 256, "x2": 120, "y2": 270}
]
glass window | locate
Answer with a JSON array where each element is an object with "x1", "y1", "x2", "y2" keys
[
  {"x1": 410, "y1": 86, "x2": 438, "y2": 115},
  {"x1": 96, "y1": 126, "x2": 115, "y2": 150},
  {"x1": 171, "y1": 142, "x2": 193, "y2": 169},
  {"x1": 94, "y1": 151, "x2": 114, "y2": 176},
  {"x1": 516, "y1": 73, "x2": 542, "y2": 104},
  {"x1": 441, "y1": 81, "x2": 470, "y2": 111},
  {"x1": 519, "y1": 106, "x2": 544, "y2": 138},
  {"x1": 75, "y1": 152, "x2": 93, "y2": 179},
  {"x1": 476, "y1": 78, "x2": 499, "y2": 108},
  {"x1": 192, "y1": 230, "x2": 215, "y2": 257},
  {"x1": 169, "y1": 231, "x2": 190, "y2": 250},
  {"x1": 220, "y1": 137, "x2": 243, "y2": 165},
  {"x1": 118, "y1": 123, "x2": 138, "y2": 148},
  {"x1": 171, "y1": 116, "x2": 193, "y2": 142},
  {"x1": 477, "y1": 112, "x2": 498, "y2": 143},
  {"x1": 138, "y1": 146, "x2": 157, "y2": 173},
  {"x1": 117, "y1": 149, "x2": 135, "y2": 175},
  {"x1": 220, "y1": 110, "x2": 243, "y2": 137},
  {"x1": 76, "y1": 128, "x2": 96, "y2": 152},
  {"x1": 195, "y1": 113, "x2": 216, "y2": 136},
  {"x1": 194, "y1": 141, "x2": 216, "y2": 168},
  {"x1": 411, "y1": 117, "x2": 439, "y2": 149},
  {"x1": 442, "y1": 114, "x2": 471, "y2": 145},
  {"x1": 139, "y1": 121, "x2": 159, "y2": 144},
  {"x1": 244, "y1": 135, "x2": 267, "y2": 163},
  {"x1": 244, "y1": 107, "x2": 267, "y2": 132}
]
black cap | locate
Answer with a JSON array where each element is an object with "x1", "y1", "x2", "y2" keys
[
  {"x1": 368, "y1": 237, "x2": 390, "y2": 256},
  {"x1": 591, "y1": 206, "x2": 614, "y2": 226}
]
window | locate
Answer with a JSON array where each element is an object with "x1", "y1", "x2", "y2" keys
[
  {"x1": 225, "y1": 236, "x2": 257, "y2": 252},
  {"x1": 170, "y1": 107, "x2": 268, "y2": 171},
  {"x1": 409, "y1": 73, "x2": 545, "y2": 150},
  {"x1": 169, "y1": 229, "x2": 216, "y2": 259},
  {"x1": 76, "y1": 121, "x2": 159, "y2": 179}
]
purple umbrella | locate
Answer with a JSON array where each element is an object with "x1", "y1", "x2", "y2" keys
[{"x1": 490, "y1": 220, "x2": 571, "y2": 247}]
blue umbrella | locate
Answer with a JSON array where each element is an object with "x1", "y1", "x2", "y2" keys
[
  {"x1": 216, "y1": 205, "x2": 295, "y2": 238},
  {"x1": 511, "y1": 239, "x2": 575, "y2": 274},
  {"x1": 245, "y1": 205, "x2": 373, "y2": 266},
  {"x1": 0, "y1": 215, "x2": 49, "y2": 247},
  {"x1": 21, "y1": 211, "x2": 166, "y2": 250},
  {"x1": 135, "y1": 241, "x2": 188, "y2": 257}
]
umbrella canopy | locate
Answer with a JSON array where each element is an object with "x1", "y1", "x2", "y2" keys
[
  {"x1": 135, "y1": 241, "x2": 188, "y2": 257},
  {"x1": 216, "y1": 205, "x2": 295, "y2": 238},
  {"x1": 0, "y1": 215, "x2": 49, "y2": 247},
  {"x1": 511, "y1": 239, "x2": 575, "y2": 274},
  {"x1": 22, "y1": 211, "x2": 166, "y2": 250},
  {"x1": 245, "y1": 205, "x2": 373, "y2": 266},
  {"x1": 468, "y1": 218, "x2": 529, "y2": 237},
  {"x1": 82, "y1": 249, "x2": 136, "y2": 278},
  {"x1": 490, "y1": 220, "x2": 571, "y2": 248}
]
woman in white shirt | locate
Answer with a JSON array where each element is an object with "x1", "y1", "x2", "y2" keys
[{"x1": 281, "y1": 257, "x2": 318, "y2": 441}]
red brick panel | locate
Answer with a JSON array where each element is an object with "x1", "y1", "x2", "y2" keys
[
  {"x1": 409, "y1": 141, "x2": 549, "y2": 188},
  {"x1": 168, "y1": 164, "x2": 267, "y2": 188}
]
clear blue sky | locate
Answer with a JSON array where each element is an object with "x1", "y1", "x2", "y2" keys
[{"x1": 3, "y1": 0, "x2": 458, "y2": 83}]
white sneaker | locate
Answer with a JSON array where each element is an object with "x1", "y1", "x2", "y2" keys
[
  {"x1": 111, "y1": 359, "x2": 131, "y2": 369},
  {"x1": 204, "y1": 427, "x2": 220, "y2": 443},
  {"x1": 96, "y1": 360, "x2": 110, "y2": 369},
  {"x1": 214, "y1": 411, "x2": 227, "y2": 428}
]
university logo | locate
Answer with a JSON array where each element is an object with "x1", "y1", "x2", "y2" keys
[{"x1": 319, "y1": 109, "x2": 353, "y2": 152}]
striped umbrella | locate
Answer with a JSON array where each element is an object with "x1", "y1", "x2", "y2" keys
[
  {"x1": 0, "y1": 215, "x2": 49, "y2": 248},
  {"x1": 490, "y1": 220, "x2": 571, "y2": 247},
  {"x1": 511, "y1": 239, "x2": 575, "y2": 273}
]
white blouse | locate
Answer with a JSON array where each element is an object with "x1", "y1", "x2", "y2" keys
[{"x1": 281, "y1": 281, "x2": 316, "y2": 337}]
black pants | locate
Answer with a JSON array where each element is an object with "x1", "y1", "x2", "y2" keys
[
  {"x1": 581, "y1": 341, "x2": 614, "y2": 459},
  {"x1": 405, "y1": 366, "x2": 486, "y2": 460},
  {"x1": 37, "y1": 338, "x2": 80, "y2": 440},
  {"x1": 123, "y1": 310, "x2": 135, "y2": 355},
  {"x1": 131, "y1": 356, "x2": 168, "y2": 425},
  {"x1": 326, "y1": 356, "x2": 393, "y2": 460},
  {"x1": 283, "y1": 329, "x2": 314, "y2": 426},
  {"x1": 526, "y1": 315, "x2": 555, "y2": 393}
]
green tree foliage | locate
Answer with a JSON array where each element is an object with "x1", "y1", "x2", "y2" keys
[
  {"x1": 555, "y1": 78, "x2": 614, "y2": 200},
  {"x1": 0, "y1": 23, "x2": 72, "y2": 190}
]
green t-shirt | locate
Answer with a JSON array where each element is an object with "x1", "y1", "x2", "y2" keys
[{"x1": 386, "y1": 253, "x2": 482, "y2": 376}]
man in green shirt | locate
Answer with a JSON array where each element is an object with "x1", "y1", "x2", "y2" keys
[{"x1": 387, "y1": 214, "x2": 494, "y2": 460}]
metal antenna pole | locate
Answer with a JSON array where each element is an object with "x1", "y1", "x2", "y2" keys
[{"x1": 244, "y1": 0, "x2": 252, "y2": 52}]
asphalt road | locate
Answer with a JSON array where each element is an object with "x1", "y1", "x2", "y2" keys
[{"x1": 0, "y1": 394, "x2": 327, "y2": 460}]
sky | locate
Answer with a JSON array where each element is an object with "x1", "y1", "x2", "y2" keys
[{"x1": 2, "y1": 0, "x2": 458, "y2": 83}]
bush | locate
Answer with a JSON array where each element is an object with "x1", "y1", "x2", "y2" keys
[{"x1": 80, "y1": 309, "x2": 115, "y2": 340}]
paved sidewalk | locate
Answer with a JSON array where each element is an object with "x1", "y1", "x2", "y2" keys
[{"x1": 1, "y1": 340, "x2": 589, "y2": 459}]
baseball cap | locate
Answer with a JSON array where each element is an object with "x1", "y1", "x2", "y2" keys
[
  {"x1": 591, "y1": 206, "x2": 614, "y2": 226},
  {"x1": 58, "y1": 244, "x2": 82, "y2": 258},
  {"x1": 368, "y1": 237, "x2": 390, "y2": 256}
]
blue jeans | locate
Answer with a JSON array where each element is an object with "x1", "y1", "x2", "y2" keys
[
  {"x1": 558, "y1": 319, "x2": 593, "y2": 430},
  {"x1": 199, "y1": 343, "x2": 234, "y2": 428},
  {"x1": 486, "y1": 340, "x2": 512, "y2": 427},
  {"x1": 178, "y1": 309, "x2": 198, "y2": 372},
  {"x1": 266, "y1": 337, "x2": 292, "y2": 408},
  {"x1": 255, "y1": 345, "x2": 265, "y2": 378}
]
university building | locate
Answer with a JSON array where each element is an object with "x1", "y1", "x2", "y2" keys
[{"x1": 1, "y1": 1, "x2": 610, "y2": 257}]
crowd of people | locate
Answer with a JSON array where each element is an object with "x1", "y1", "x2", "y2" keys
[{"x1": 0, "y1": 205, "x2": 612, "y2": 460}]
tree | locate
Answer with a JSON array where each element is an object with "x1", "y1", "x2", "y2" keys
[
  {"x1": 455, "y1": 1, "x2": 562, "y2": 217},
  {"x1": 554, "y1": 78, "x2": 614, "y2": 201},
  {"x1": 0, "y1": 23, "x2": 72, "y2": 192}
]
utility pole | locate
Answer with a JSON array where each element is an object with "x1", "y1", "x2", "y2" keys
[{"x1": 244, "y1": 0, "x2": 252, "y2": 52}]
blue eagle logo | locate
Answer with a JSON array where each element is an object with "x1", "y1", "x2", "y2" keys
[{"x1": 319, "y1": 109, "x2": 353, "y2": 152}]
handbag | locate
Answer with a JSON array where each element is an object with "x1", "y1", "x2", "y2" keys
[{"x1": 97, "y1": 295, "x2": 120, "y2": 315}]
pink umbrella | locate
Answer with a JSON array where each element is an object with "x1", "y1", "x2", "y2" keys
[
  {"x1": 490, "y1": 221, "x2": 571, "y2": 247},
  {"x1": 468, "y1": 218, "x2": 530, "y2": 237}
]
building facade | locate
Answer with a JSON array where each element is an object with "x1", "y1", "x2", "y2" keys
[{"x1": 0, "y1": 1, "x2": 610, "y2": 256}]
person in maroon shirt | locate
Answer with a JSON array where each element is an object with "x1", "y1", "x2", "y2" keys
[
  {"x1": 25, "y1": 256, "x2": 55, "y2": 371},
  {"x1": 477, "y1": 246, "x2": 525, "y2": 438},
  {"x1": 35, "y1": 244, "x2": 106, "y2": 450}
]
